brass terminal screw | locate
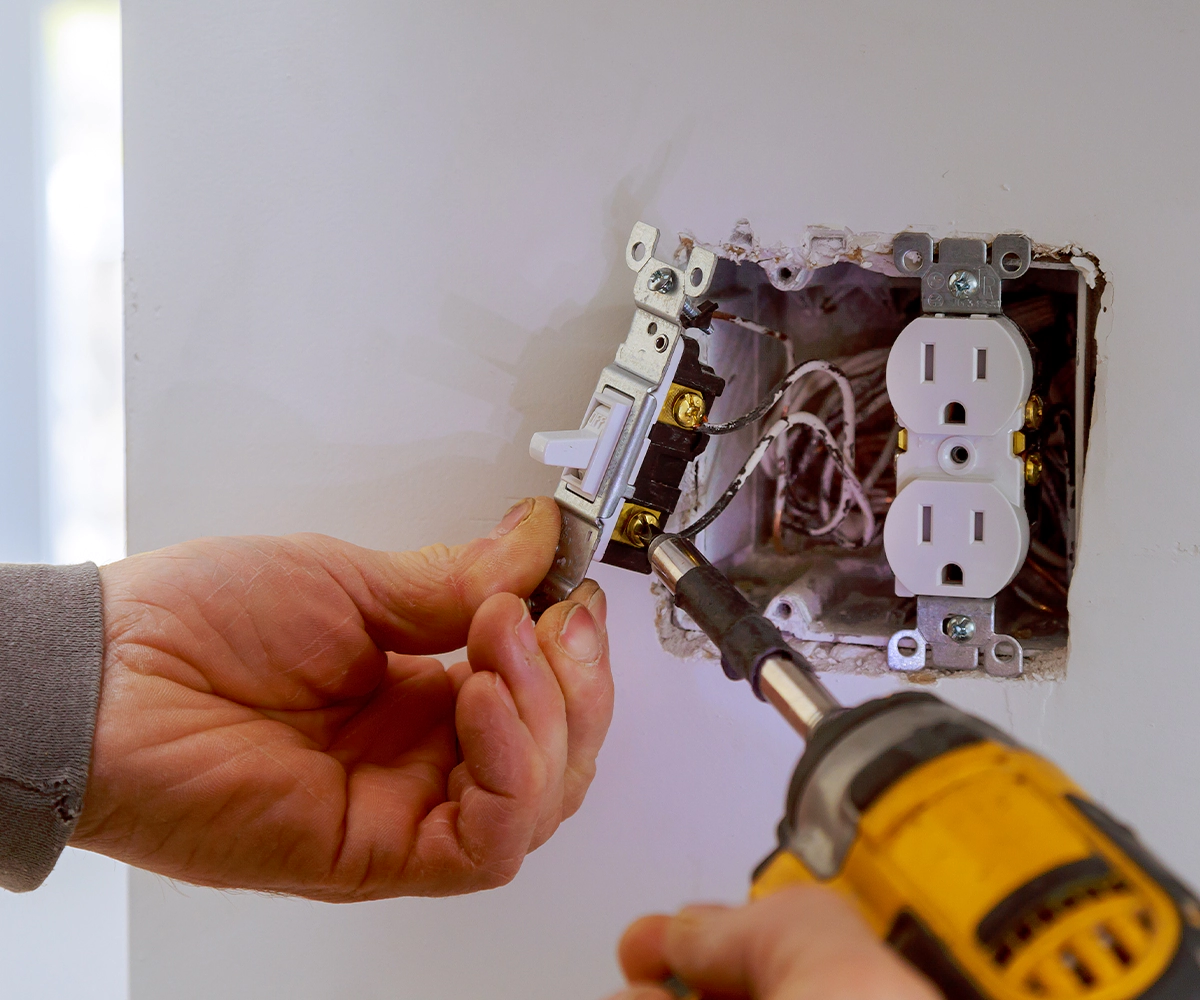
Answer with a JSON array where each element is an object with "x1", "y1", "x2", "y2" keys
[
  {"x1": 671, "y1": 390, "x2": 707, "y2": 430},
  {"x1": 1024, "y1": 453, "x2": 1043, "y2": 486},
  {"x1": 1024, "y1": 395, "x2": 1044, "y2": 430},
  {"x1": 624, "y1": 510, "x2": 659, "y2": 548}
]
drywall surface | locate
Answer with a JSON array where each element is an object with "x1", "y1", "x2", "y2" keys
[
  {"x1": 124, "y1": 3, "x2": 1200, "y2": 997},
  {"x1": 0, "y1": 0, "x2": 46, "y2": 561}
]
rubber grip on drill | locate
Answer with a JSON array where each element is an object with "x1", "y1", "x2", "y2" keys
[{"x1": 673, "y1": 563, "x2": 797, "y2": 697}]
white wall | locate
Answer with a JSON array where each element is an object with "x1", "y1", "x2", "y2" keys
[
  {"x1": 123, "y1": 3, "x2": 1200, "y2": 997},
  {"x1": 0, "y1": 4, "x2": 127, "y2": 997},
  {"x1": 0, "y1": 0, "x2": 47, "y2": 562}
]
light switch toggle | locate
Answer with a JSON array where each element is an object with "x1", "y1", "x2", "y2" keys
[
  {"x1": 530, "y1": 388, "x2": 633, "y2": 500},
  {"x1": 530, "y1": 429, "x2": 600, "y2": 468}
]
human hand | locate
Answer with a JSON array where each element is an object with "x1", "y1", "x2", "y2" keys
[
  {"x1": 610, "y1": 886, "x2": 940, "y2": 1000},
  {"x1": 71, "y1": 496, "x2": 614, "y2": 902}
]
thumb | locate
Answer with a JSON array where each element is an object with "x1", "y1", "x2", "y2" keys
[
  {"x1": 661, "y1": 887, "x2": 939, "y2": 1000},
  {"x1": 294, "y1": 496, "x2": 561, "y2": 655}
]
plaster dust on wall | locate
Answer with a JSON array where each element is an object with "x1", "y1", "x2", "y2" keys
[{"x1": 651, "y1": 220, "x2": 1103, "y2": 682}]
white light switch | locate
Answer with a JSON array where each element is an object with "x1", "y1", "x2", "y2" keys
[
  {"x1": 529, "y1": 388, "x2": 632, "y2": 500},
  {"x1": 529, "y1": 428, "x2": 600, "y2": 468}
]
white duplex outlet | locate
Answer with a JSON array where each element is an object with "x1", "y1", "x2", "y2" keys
[{"x1": 884, "y1": 314, "x2": 1033, "y2": 599}]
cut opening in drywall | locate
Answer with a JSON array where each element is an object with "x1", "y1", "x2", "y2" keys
[{"x1": 659, "y1": 225, "x2": 1101, "y2": 679}]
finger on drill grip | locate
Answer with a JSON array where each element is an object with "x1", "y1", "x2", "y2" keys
[{"x1": 672, "y1": 563, "x2": 802, "y2": 696}]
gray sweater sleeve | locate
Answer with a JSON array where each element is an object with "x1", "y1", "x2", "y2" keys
[{"x1": 0, "y1": 563, "x2": 103, "y2": 891}]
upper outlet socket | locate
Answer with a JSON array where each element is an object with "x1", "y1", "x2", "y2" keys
[{"x1": 886, "y1": 314, "x2": 1032, "y2": 437}]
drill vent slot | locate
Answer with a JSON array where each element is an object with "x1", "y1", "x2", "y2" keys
[
  {"x1": 988, "y1": 874, "x2": 1131, "y2": 967},
  {"x1": 984, "y1": 873, "x2": 1170, "y2": 999}
]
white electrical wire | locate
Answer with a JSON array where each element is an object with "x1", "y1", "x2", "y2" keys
[
  {"x1": 700, "y1": 360, "x2": 856, "y2": 439},
  {"x1": 681, "y1": 410, "x2": 876, "y2": 543}
]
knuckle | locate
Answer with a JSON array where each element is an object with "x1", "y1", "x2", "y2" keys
[
  {"x1": 560, "y1": 763, "x2": 597, "y2": 819},
  {"x1": 477, "y1": 853, "x2": 524, "y2": 889},
  {"x1": 570, "y1": 675, "x2": 615, "y2": 715}
]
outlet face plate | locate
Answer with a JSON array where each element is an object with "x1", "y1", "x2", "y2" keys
[{"x1": 885, "y1": 310, "x2": 1034, "y2": 602}]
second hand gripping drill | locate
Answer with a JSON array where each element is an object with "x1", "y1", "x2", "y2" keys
[{"x1": 647, "y1": 533, "x2": 1200, "y2": 1000}]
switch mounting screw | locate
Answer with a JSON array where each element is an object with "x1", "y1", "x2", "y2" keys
[{"x1": 647, "y1": 268, "x2": 677, "y2": 293}]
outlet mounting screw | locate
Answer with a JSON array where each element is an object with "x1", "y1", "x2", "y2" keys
[
  {"x1": 1024, "y1": 452, "x2": 1043, "y2": 485},
  {"x1": 647, "y1": 268, "x2": 677, "y2": 293},
  {"x1": 944, "y1": 614, "x2": 976, "y2": 643},
  {"x1": 671, "y1": 390, "x2": 707, "y2": 429},
  {"x1": 948, "y1": 270, "x2": 979, "y2": 298}
]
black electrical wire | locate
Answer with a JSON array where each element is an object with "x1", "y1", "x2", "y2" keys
[{"x1": 699, "y1": 359, "x2": 853, "y2": 435}]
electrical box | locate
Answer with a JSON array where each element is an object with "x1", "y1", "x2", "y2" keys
[
  {"x1": 532, "y1": 221, "x2": 1099, "y2": 679},
  {"x1": 668, "y1": 223, "x2": 1098, "y2": 678}
]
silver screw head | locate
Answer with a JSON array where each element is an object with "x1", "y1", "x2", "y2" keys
[
  {"x1": 948, "y1": 269, "x2": 979, "y2": 298},
  {"x1": 647, "y1": 268, "x2": 676, "y2": 293},
  {"x1": 944, "y1": 614, "x2": 976, "y2": 643}
]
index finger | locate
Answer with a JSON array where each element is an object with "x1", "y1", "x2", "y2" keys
[{"x1": 619, "y1": 914, "x2": 673, "y2": 983}]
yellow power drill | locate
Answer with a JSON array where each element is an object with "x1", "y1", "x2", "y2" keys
[{"x1": 647, "y1": 534, "x2": 1200, "y2": 1000}]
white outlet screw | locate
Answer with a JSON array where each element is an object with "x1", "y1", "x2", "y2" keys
[
  {"x1": 647, "y1": 268, "x2": 676, "y2": 293},
  {"x1": 944, "y1": 614, "x2": 976, "y2": 643},
  {"x1": 948, "y1": 270, "x2": 979, "y2": 298}
]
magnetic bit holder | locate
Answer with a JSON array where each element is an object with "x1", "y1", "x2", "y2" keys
[{"x1": 648, "y1": 534, "x2": 839, "y2": 738}]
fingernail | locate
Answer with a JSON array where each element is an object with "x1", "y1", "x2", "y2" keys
[
  {"x1": 493, "y1": 674, "x2": 519, "y2": 715},
  {"x1": 489, "y1": 498, "x2": 534, "y2": 539},
  {"x1": 516, "y1": 607, "x2": 540, "y2": 653},
  {"x1": 674, "y1": 904, "x2": 728, "y2": 928},
  {"x1": 586, "y1": 586, "x2": 608, "y2": 628},
  {"x1": 558, "y1": 605, "x2": 601, "y2": 664}
]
